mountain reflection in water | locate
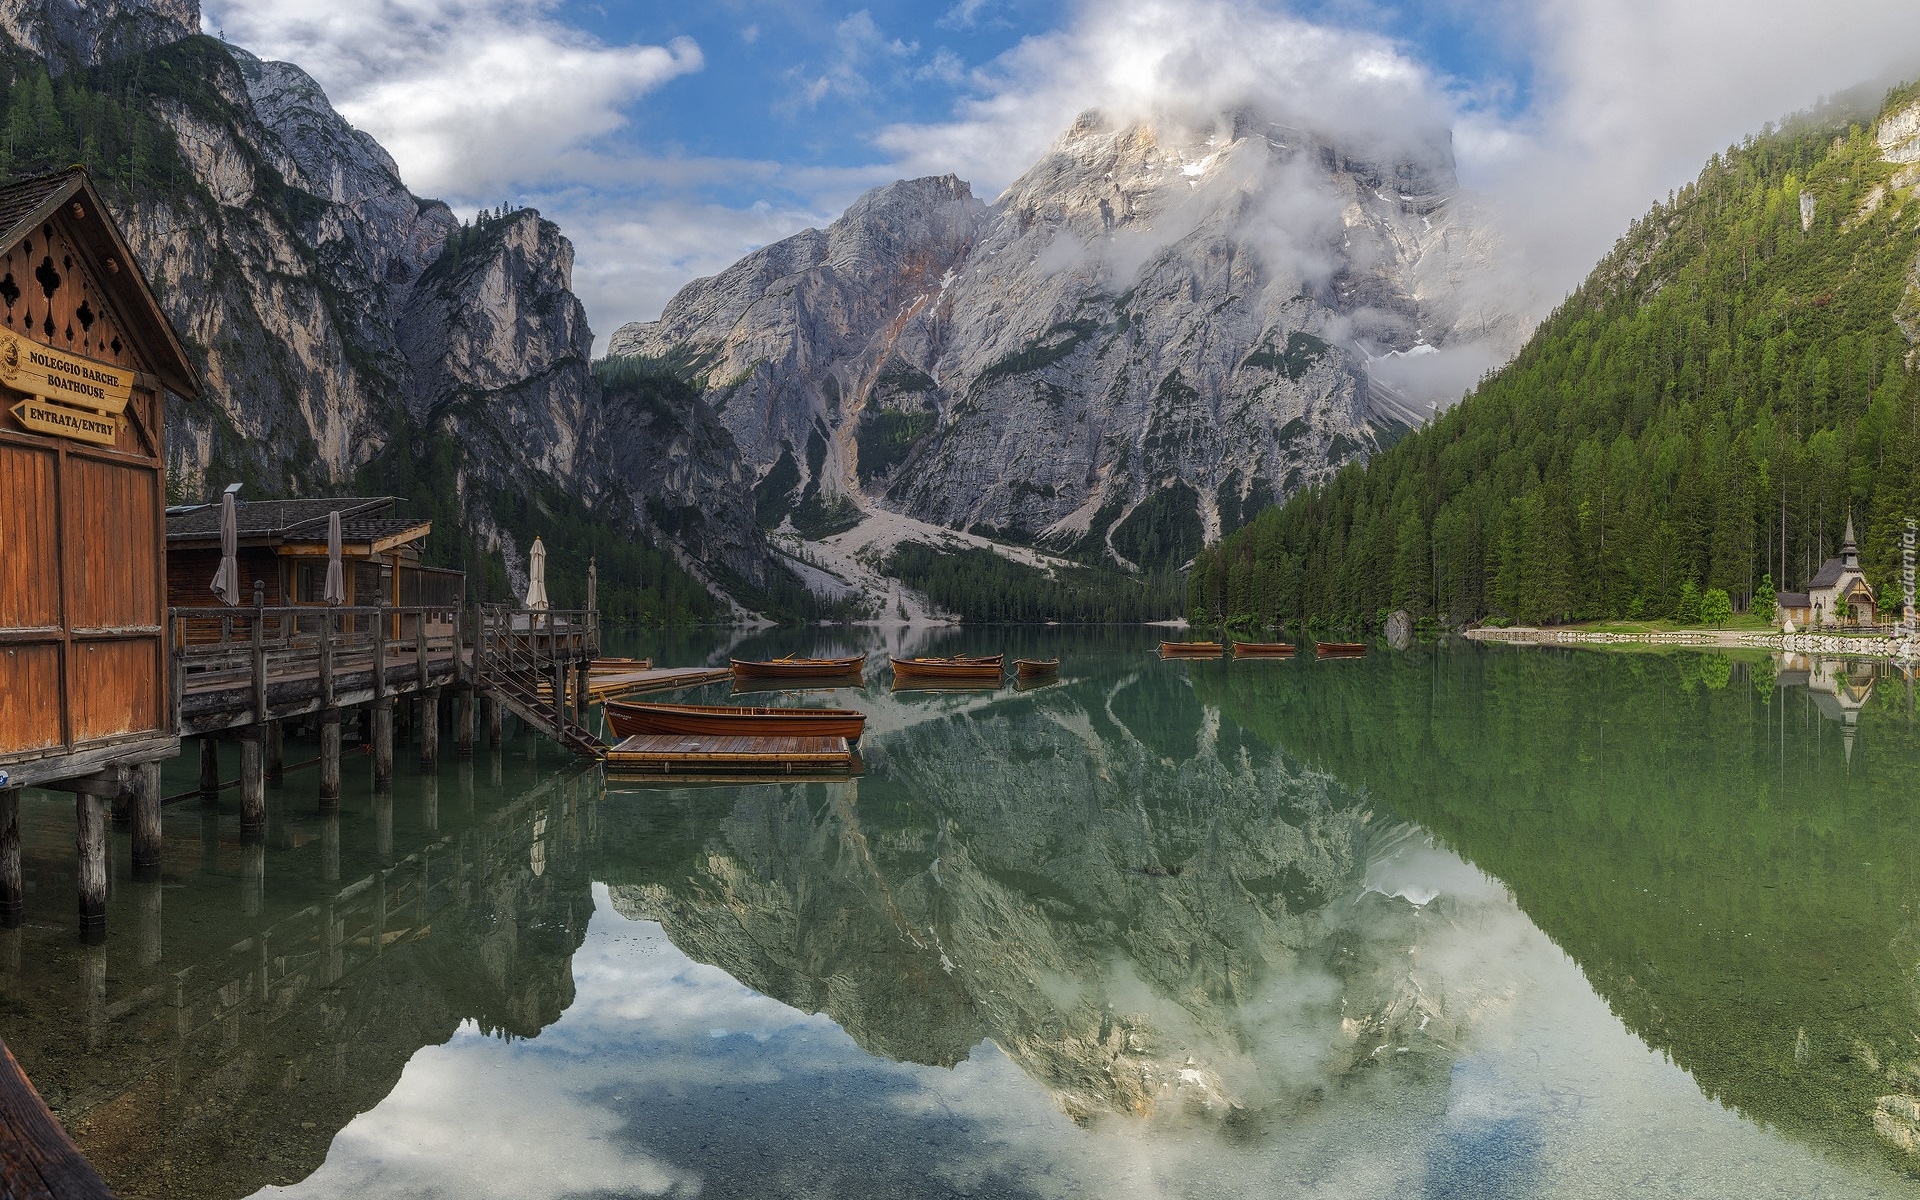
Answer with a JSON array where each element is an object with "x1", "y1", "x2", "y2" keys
[{"x1": 3, "y1": 634, "x2": 1917, "y2": 1198}]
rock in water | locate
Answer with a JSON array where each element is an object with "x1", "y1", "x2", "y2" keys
[{"x1": 1385, "y1": 610, "x2": 1414, "y2": 650}]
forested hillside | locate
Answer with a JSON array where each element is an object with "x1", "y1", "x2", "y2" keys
[{"x1": 1191, "y1": 82, "x2": 1920, "y2": 628}]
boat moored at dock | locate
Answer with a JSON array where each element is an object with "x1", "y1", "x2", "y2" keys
[
  {"x1": 1160, "y1": 641, "x2": 1225, "y2": 658},
  {"x1": 1231, "y1": 642, "x2": 1295, "y2": 658},
  {"x1": 731, "y1": 654, "x2": 866, "y2": 680},
  {"x1": 605, "y1": 700, "x2": 867, "y2": 743},
  {"x1": 890, "y1": 655, "x2": 1004, "y2": 682},
  {"x1": 1315, "y1": 642, "x2": 1368, "y2": 658}
]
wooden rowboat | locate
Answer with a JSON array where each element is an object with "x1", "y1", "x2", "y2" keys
[
  {"x1": 1160, "y1": 641, "x2": 1225, "y2": 658},
  {"x1": 1231, "y1": 641, "x2": 1295, "y2": 658},
  {"x1": 891, "y1": 654, "x2": 1004, "y2": 682},
  {"x1": 1315, "y1": 642, "x2": 1368, "y2": 658},
  {"x1": 605, "y1": 700, "x2": 866, "y2": 742},
  {"x1": 731, "y1": 654, "x2": 866, "y2": 680},
  {"x1": 1014, "y1": 658, "x2": 1059, "y2": 678}
]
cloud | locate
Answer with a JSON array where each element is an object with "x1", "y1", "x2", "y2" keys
[
  {"x1": 1466, "y1": 0, "x2": 1920, "y2": 303},
  {"x1": 201, "y1": 0, "x2": 702, "y2": 199},
  {"x1": 876, "y1": 1, "x2": 1450, "y2": 200},
  {"x1": 784, "y1": 10, "x2": 921, "y2": 110},
  {"x1": 853, "y1": 0, "x2": 1920, "y2": 360}
]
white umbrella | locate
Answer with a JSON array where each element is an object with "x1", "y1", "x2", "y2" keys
[
  {"x1": 210, "y1": 490, "x2": 240, "y2": 606},
  {"x1": 323, "y1": 510, "x2": 346, "y2": 605},
  {"x1": 524, "y1": 536, "x2": 550, "y2": 610}
]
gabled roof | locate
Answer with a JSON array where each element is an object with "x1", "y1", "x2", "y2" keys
[
  {"x1": 1776, "y1": 591, "x2": 1810, "y2": 608},
  {"x1": 166, "y1": 497, "x2": 427, "y2": 550},
  {"x1": 0, "y1": 167, "x2": 201, "y2": 398},
  {"x1": 1808, "y1": 557, "x2": 1849, "y2": 590}
]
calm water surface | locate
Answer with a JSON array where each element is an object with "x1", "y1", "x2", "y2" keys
[{"x1": 7, "y1": 630, "x2": 1920, "y2": 1198}]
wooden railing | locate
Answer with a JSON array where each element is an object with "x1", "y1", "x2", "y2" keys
[{"x1": 166, "y1": 597, "x2": 600, "y2": 732}]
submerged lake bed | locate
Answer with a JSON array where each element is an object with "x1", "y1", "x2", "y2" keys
[{"x1": 6, "y1": 631, "x2": 1920, "y2": 1198}]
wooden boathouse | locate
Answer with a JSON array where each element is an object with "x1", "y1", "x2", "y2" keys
[
  {"x1": 1, "y1": 169, "x2": 610, "y2": 948},
  {"x1": 0, "y1": 167, "x2": 201, "y2": 939}
]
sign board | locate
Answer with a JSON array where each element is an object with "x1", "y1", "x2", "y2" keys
[
  {"x1": 10, "y1": 397, "x2": 119, "y2": 447},
  {"x1": 0, "y1": 330, "x2": 133, "y2": 415}
]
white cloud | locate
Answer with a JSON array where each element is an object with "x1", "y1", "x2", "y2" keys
[
  {"x1": 201, "y1": 0, "x2": 702, "y2": 199},
  {"x1": 876, "y1": 1, "x2": 1449, "y2": 201},
  {"x1": 785, "y1": 10, "x2": 921, "y2": 110},
  {"x1": 1469, "y1": 0, "x2": 1920, "y2": 303},
  {"x1": 875, "y1": 0, "x2": 1920, "y2": 317}
]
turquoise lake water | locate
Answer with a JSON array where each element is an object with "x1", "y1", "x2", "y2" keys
[{"x1": 5, "y1": 629, "x2": 1920, "y2": 1198}]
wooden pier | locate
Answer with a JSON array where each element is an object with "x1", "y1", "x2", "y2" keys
[
  {"x1": 605, "y1": 733, "x2": 855, "y2": 777},
  {"x1": 539, "y1": 661, "x2": 730, "y2": 704}
]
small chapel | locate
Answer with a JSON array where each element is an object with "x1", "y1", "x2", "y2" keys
[{"x1": 1776, "y1": 514, "x2": 1878, "y2": 628}]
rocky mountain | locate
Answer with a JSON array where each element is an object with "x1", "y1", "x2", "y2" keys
[
  {"x1": 0, "y1": 0, "x2": 794, "y2": 617},
  {"x1": 1191, "y1": 81, "x2": 1920, "y2": 628},
  {"x1": 614, "y1": 109, "x2": 1526, "y2": 574}
]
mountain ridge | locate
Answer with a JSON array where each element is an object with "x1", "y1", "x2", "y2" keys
[
  {"x1": 613, "y1": 105, "x2": 1528, "y2": 609},
  {"x1": 1191, "y1": 81, "x2": 1920, "y2": 628}
]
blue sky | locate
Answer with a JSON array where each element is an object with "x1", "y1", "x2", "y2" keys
[{"x1": 201, "y1": 0, "x2": 1920, "y2": 349}]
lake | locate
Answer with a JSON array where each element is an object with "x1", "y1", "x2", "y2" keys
[{"x1": 5, "y1": 630, "x2": 1920, "y2": 1198}]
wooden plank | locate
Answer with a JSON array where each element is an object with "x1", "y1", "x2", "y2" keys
[
  {"x1": 604, "y1": 732, "x2": 853, "y2": 775},
  {"x1": 0, "y1": 1036, "x2": 116, "y2": 1200},
  {"x1": 62, "y1": 454, "x2": 157, "y2": 630},
  {"x1": 68, "y1": 639, "x2": 160, "y2": 743},
  {"x1": 0, "y1": 644, "x2": 62, "y2": 753},
  {"x1": 0, "y1": 442, "x2": 59, "y2": 630}
]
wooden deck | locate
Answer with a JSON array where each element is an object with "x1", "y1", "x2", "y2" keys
[
  {"x1": 605, "y1": 733, "x2": 854, "y2": 776},
  {"x1": 178, "y1": 644, "x2": 463, "y2": 736},
  {"x1": 552, "y1": 664, "x2": 731, "y2": 702}
]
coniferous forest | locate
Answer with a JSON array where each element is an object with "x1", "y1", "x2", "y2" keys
[{"x1": 1191, "y1": 83, "x2": 1920, "y2": 629}]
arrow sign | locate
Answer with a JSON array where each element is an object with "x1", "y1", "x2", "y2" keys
[{"x1": 10, "y1": 397, "x2": 119, "y2": 446}]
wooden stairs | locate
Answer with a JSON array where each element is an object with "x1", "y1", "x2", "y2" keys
[{"x1": 481, "y1": 668, "x2": 610, "y2": 760}]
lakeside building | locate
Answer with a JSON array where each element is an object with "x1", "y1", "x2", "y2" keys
[
  {"x1": 1776, "y1": 515, "x2": 1878, "y2": 628},
  {"x1": 164, "y1": 495, "x2": 463, "y2": 643},
  {"x1": 0, "y1": 166, "x2": 200, "y2": 813}
]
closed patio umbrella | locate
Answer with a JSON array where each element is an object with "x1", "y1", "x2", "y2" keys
[
  {"x1": 524, "y1": 536, "x2": 550, "y2": 610},
  {"x1": 323, "y1": 510, "x2": 346, "y2": 605},
  {"x1": 210, "y1": 489, "x2": 240, "y2": 606}
]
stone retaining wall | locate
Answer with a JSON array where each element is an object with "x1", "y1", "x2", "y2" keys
[{"x1": 1465, "y1": 626, "x2": 1920, "y2": 661}]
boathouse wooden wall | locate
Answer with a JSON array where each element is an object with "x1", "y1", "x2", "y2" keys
[{"x1": 0, "y1": 194, "x2": 176, "y2": 772}]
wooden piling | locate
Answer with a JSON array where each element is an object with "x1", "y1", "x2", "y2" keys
[
  {"x1": 199, "y1": 736, "x2": 221, "y2": 800},
  {"x1": 137, "y1": 878, "x2": 163, "y2": 968},
  {"x1": 322, "y1": 810, "x2": 341, "y2": 884},
  {"x1": 319, "y1": 709, "x2": 342, "y2": 810},
  {"x1": 420, "y1": 687, "x2": 441, "y2": 768},
  {"x1": 265, "y1": 720, "x2": 285, "y2": 783},
  {"x1": 241, "y1": 841, "x2": 264, "y2": 918},
  {"x1": 76, "y1": 792, "x2": 107, "y2": 940},
  {"x1": 0, "y1": 789, "x2": 19, "y2": 927},
  {"x1": 373, "y1": 699, "x2": 394, "y2": 787},
  {"x1": 132, "y1": 761, "x2": 163, "y2": 880},
  {"x1": 485, "y1": 693, "x2": 503, "y2": 745},
  {"x1": 421, "y1": 776, "x2": 439, "y2": 833},
  {"x1": 240, "y1": 733, "x2": 266, "y2": 841},
  {"x1": 551, "y1": 658, "x2": 566, "y2": 737},
  {"x1": 375, "y1": 790, "x2": 393, "y2": 860},
  {"x1": 457, "y1": 686, "x2": 476, "y2": 755},
  {"x1": 574, "y1": 660, "x2": 591, "y2": 730}
]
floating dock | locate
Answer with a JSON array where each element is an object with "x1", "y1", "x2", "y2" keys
[
  {"x1": 605, "y1": 733, "x2": 855, "y2": 777},
  {"x1": 538, "y1": 663, "x2": 731, "y2": 704}
]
